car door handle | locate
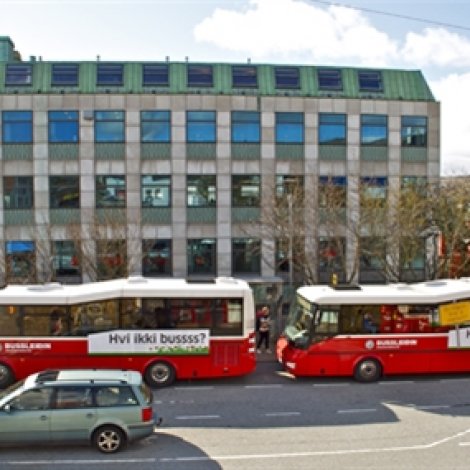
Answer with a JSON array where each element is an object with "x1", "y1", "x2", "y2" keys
[
  {"x1": 40, "y1": 415, "x2": 48, "y2": 421},
  {"x1": 86, "y1": 413, "x2": 95, "y2": 418}
]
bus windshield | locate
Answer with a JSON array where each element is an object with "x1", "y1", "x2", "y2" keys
[{"x1": 284, "y1": 294, "x2": 315, "y2": 346}]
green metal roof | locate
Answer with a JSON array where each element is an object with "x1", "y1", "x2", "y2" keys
[{"x1": 0, "y1": 60, "x2": 435, "y2": 101}]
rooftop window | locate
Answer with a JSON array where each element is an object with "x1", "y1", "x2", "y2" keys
[
  {"x1": 232, "y1": 65, "x2": 257, "y2": 88},
  {"x1": 143, "y1": 64, "x2": 169, "y2": 86},
  {"x1": 52, "y1": 64, "x2": 78, "y2": 86},
  {"x1": 274, "y1": 67, "x2": 300, "y2": 89},
  {"x1": 187, "y1": 65, "x2": 213, "y2": 87},
  {"x1": 5, "y1": 64, "x2": 32, "y2": 86},
  {"x1": 318, "y1": 69, "x2": 342, "y2": 90},
  {"x1": 358, "y1": 70, "x2": 383, "y2": 92},
  {"x1": 97, "y1": 64, "x2": 123, "y2": 86}
]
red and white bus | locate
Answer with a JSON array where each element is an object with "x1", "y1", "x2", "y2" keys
[
  {"x1": 277, "y1": 278, "x2": 470, "y2": 382},
  {"x1": 0, "y1": 276, "x2": 256, "y2": 388}
]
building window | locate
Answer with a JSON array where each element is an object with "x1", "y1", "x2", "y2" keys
[
  {"x1": 317, "y1": 69, "x2": 342, "y2": 90},
  {"x1": 5, "y1": 64, "x2": 32, "y2": 86},
  {"x1": 96, "y1": 175, "x2": 126, "y2": 208},
  {"x1": 95, "y1": 111, "x2": 125, "y2": 142},
  {"x1": 51, "y1": 64, "x2": 78, "y2": 86},
  {"x1": 187, "y1": 64, "x2": 213, "y2": 87},
  {"x1": 97, "y1": 239, "x2": 127, "y2": 280},
  {"x1": 2, "y1": 111, "x2": 33, "y2": 143},
  {"x1": 232, "y1": 175, "x2": 260, "y2": 207},
  {"x1": 232, "y1": 111, "x2": 260, "y2": 143},
  {"x1": 143, "y1": 239, "x2": 172, "y2": 276},
  {"x1": 187, "y1": 239, "x2": 216, "y2": 275},
  {"x1": 232, "y1": 65, "x2": 257, "y2": 87},
  {"x1": 358, "y1": 70, "x2": 383, "y2": 92},
  {"x1": 360, "y1": 177, "x2": 388, "y2": 208},
  {"x1": 232, "y1": 238, "x2": 261, "y2": 275},
  {"x1": 401, "y1": 116, "x2": 427, "y2": 147},
  {"x1": 50, "y1": 176, "x2": 79, "y2": 209},
  {"x1": 274, "y1": 66, "x2": 300, "y2": 89},
  {"x1": 276, "y1": 112, "x2": 304, "y2": 143},
  {"x1": 141, "y1": 175, "x2": 170, "y2": 207},
  {"x1": 276, "y1": 175, "x2": 304, "y2": 202},
  {"x1": 52, "y1": 241, "x2": 80, "y2": 278},
  {"x1": 186, "y1": 111, "x2": 216, "y2": 143},
  {"x1": 141, "y1": 110, "x2": 170, "y2": 142},
  {"x1": 319, "y1": 176, "x2": 347, "y2": 208},
  {"x1": 97, "y1": 64, "x2": 123, "y2": 86},
  {"x1": 6, "y1": 241, "x2": 36, "y2": 282},
  {"x1": 361, "y1": 114, "x2": 387, "y2": 146},
  {"x1": 360, "y1": 236, "x2": 386, "y2": 271},
  {"x1": 319, "y1": 113, "x2": 346, "y2": 145},
  {"x1": 318, "y1": 237, "x2": 346, "y2": 281},
  {"x1": 187, "y1": 175, "x2": 216, "y2": 207},
  {"x1": 48, "y1": 111, "x2": 79, "y2": 143},
  {"x1": 4, "y1": 176, "x2": 33, "y2": 209},
  {"x1": 275, "y1": 237, "x2": 304, "y2": 281},
  {"x1": 142, "y1": 64, "x2": 169, "y2": 86}
]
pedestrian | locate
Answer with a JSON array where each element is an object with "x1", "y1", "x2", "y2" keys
[{"x1": 256, "y1": 306, "x2": 271, "y2": 353}]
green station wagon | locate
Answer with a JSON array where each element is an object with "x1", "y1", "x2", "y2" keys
[{"x1": 0, "y1": 369, "x2": 157, "y2": 453}]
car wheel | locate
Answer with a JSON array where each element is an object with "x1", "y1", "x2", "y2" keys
[
  {"x1": 354, "y1": 358, "x2": 382, "y2": 383},
  {"x1": 0, "y1": 364, "x2": 15, "y2": 389},
  {"x1": 145, "y1": 361, "x2": 176, "y2": 388},
  {"x1": 93, "y1": 425, "x2": 126, "y2": 453}
]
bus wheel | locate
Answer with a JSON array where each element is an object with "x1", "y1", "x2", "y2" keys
[
  {"x1": 0, "y1": 364, "x2": 14, "y2": 388},
  {"x1": 145, "y1": 361, "x2": 176, "y2": 388},
  {"x1": 354, "y1": 358, "x2": 382, "y2": 383}
]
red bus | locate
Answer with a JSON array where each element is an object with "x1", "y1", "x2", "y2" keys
[
  {"x1": 277, "y1": 279, "x2": 470, "y2": 382},
  {"x1": 0, "y1": 276, "x2": 256, "y2": 388}
]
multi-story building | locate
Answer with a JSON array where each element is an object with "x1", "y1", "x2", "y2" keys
[{"x1": 0, "y1": 36, "x2": 439, "y2": 310}]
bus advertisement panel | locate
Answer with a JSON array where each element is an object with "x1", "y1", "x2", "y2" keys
[
  {"x1": 277, "y1": 278, "x2": 470, "y2": 382},
  {"x1": 0, "y1": 276, "x2": 256, "y2": 388}
]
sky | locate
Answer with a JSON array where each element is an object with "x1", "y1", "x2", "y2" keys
[{"x1": 1, "y1": 0, "x2": 470, "y2": 175}]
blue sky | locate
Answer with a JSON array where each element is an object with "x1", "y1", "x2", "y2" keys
[{"x1": 1, "y1": 0, "x2": 470, "y2": 174}]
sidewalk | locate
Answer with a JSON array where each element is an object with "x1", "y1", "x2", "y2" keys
[{"x1": 255, "y1": 347, "x2": 277, "y2": 362}]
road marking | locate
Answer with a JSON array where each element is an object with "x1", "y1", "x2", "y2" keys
[
  {"x1": 265, "y1": 411, "x2": 301, "y2": 417},
  {"x1": 416, "y1": 404, "x2": 450, "y2": 410},
  {"x1": 337, "y1": 408, "x2": 377, "y2": 414},
  {"x1": 7, "y1": 428, "x2": 470, "y2": 466},
  {"x1": 459, "y1": 442, "x2": 470, "y2": 446},
  {"x1": 244, "y1": 384, "x2": 283, "y2": 389},
  {"x1": 175, "y1": 414, "x2": 220, "y2": 420},
  {"x1": 378, "y1": 380, "x2": 415, "y2": 385},
  {"x1": 313, "y1": 383, "x2": 349, "y2": 388},
  {"x1": 173, "y1": 386, "x2": 214, "y2": 391}
]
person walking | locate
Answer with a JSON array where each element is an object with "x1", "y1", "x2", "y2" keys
[{"x1": 256, "y1": 306, "x2": 271, "y2": 353}]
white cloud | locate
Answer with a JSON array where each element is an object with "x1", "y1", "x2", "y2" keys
[
  {"x1": 194, "y1": 0, "x2": 470, "y2": 69},
  {"x1": 430, "y1": 73, "x2": 470, "y2": 175},
  {"x1": 402, "y1": 28, "x2": 470, "y2": 67},
  {"x1": 194, "y1": 0, "x2": 398, "y2": 65}
]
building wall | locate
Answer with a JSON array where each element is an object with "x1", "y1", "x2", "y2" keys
[{"x1": 0, "y1": 91, "x2": 440, "y2": 285}]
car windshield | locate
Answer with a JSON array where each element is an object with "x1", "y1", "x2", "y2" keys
[
  {"x1": 0, "y1": 379, "x2": 25, "y2": 402},
  {"x1": 284, "y1": 294, "x2": 315, "y2": 344}
]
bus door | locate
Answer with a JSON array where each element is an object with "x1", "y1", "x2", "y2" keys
[{"x1": 309, "y1": 307, "x2": 340, "y2": 375}]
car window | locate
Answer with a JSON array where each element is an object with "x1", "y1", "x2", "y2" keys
[
  {"x1": 55, "y1": 386, "x2": 93, "y2": 409},
  {"x1": 9, "y1": 388, "x2": 52, "y2": 410},
  {"x1": 95, "y1": 386, "x2": 138, "y2": 407}
]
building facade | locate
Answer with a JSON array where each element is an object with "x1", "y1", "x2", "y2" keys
[{"x1": 0, "y1": 36, "x2": 440, "y2": 309}]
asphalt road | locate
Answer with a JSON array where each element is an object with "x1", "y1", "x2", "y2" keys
[{"x1": 2, "y1": 360, "x2": 470, "y2": 469}]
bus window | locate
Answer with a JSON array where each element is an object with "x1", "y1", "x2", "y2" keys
[
  {"x1": 0, "y1": 305, "x2": 21, "y2": 336},
  {"x1": 71, "y1": 300, "x2": 119, "y2": 335},
  {"x1": 314, "y1": 309, "x2": 339, "y2": 335}
]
